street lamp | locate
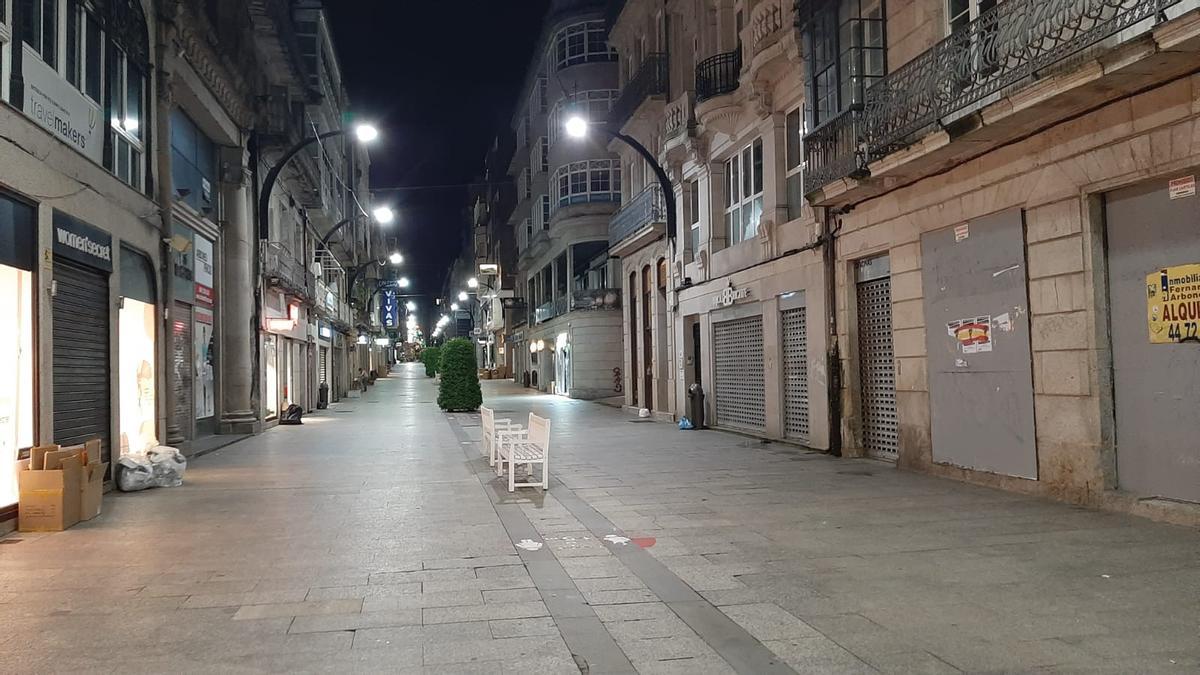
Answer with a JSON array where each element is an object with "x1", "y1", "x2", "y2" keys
[
  {"x1": 467, "y1": 277, "x2": 479, "y2": 289},
  {"x1": 398, "y1": 277, "x2": 410, "y2": 288},
  {"x1": 458, "y1": 291, "x2": 469, "y2": 302},
  {"x1": 258, "y1": 124, "x2": 380, "y2": 241},
  {"x1": 373, "y1": 206, "x2": 395, "y2": 224},
  {"x1": 564, "y1": 115, "x2": 677, "y2": 241},
  {"x1": 389, "y1": 252, "x2": 403, "y2": 265},
  {"x1": 317, "y1": 205, "x2": 395, "y2": 254},
  {"x1": 450, "y1": 303, "x2": 459, "y2": 312},
  {"x1": 406, "y1": 301, "x2": 416, "y2": 311}
]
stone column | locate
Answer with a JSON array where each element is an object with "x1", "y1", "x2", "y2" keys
[{"x1": 219, "y1": 164, "x2": 260, "y2": 434}]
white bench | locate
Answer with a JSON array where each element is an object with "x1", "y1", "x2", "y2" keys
[
  {"x1": 480, "y1": 406, "x2": 522, "y2": 468},
  {"x1": 496, "y1": 413, "x2": 550, "y2": 492}
]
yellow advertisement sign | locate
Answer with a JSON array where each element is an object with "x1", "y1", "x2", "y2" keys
[{"x1": 1147, "y1": 264, "x2": 1200, "y2": 343}]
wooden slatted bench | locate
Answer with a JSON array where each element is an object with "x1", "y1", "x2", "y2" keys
[{"x1": 495, "y1": 413, "x2": 550, "y2": 492}]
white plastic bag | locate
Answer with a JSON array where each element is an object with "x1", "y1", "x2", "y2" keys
[{"x1": 116, "y1": 446, "x2": 187, "y2": 492}]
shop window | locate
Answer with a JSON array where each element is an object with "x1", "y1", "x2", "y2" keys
[
  {"x1": 0, "y1": 194, "x2": 36, "y2": 510},
  {"x1": 554, "y1": 160, "x2": 621, "y2": 208},
  {"x1": 170, "y1": 109, "x2": 218, "y2": 215},
  {"x1": 724, "y1": 138, "x2": 763, "y2": 245},
  {"x1": 804, "y1": 0, "x2": 886, "y2": 129},
  {"x1": 551, "y1": 20, "x2": 616, "y2": 71},
  {"x1": 785, "y1": 108, "x2": 804, "y2": 219},
  {"x1": 118, "y1": 247, "x2": 156, "y2": 458}
]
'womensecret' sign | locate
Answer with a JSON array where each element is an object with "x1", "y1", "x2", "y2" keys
[{"x1": 52, "y1": 211, "x2": 112, "y2": 272}]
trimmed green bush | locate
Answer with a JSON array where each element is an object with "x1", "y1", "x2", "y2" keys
[
  {"x1": 420, "y1": 346, "x2": 441, "y2": 378},
  {"x1": 437, "y1": 338, "x2": 482, "y2": 411}
]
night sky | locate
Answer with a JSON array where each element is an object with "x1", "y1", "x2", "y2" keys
[{"x1": 326, "y1": 1, "x2": 551, "y2": 330}]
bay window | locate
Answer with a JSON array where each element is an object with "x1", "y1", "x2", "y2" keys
[
  {"x1": 724, "y1": 138, "x2": 763, "y2": 245},
  {"x1": 548, "y1": 89, "x2": 618, "y2": 145},
  {"x1": 109, "y1": 47, "x2": 144, "y2": 189},
  {"x1": 552, "y1": 21, "x2": 616, "y2": 70},
  {"x1": 538, "y1": 195, "x2": 551, "y2": 231},
  {"x1": 785, "y1": 108, "x2": 804, "y2": 218},
  {"x1": 532, "y1": 136, "x2": 548, "y2": 174},
  {"x1": 554, "y1": 160, "x2": 621, "y2": 208}
]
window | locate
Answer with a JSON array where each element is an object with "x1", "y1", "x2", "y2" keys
[
  {"x1": 531, "y1": 137, "x2": 548, "y2": 174},
  {"x1": 724, "y1": 138, "x2": 763, "y2": 245},
  {"x1": 530, "y1": 76, "x2": 548, "y2": 114},
  {"x1": 688, "y1": 179, "x2": 701, "y2": 255},
  {"x1": 548, "y1": 89, "x2": 618, "y2": 144},
  {"x1": 20, "y1": 0, "x2": 56, "y2": 67},
  {"x1": 785, "y1": 108, "x2": 804, "y2": 219},
  {"x1": 171, "y1": 109, "x2": 218, "y2": 214},
  {"x1": 947, "y1": 0, "x2": 995, "y2": 33},
  {"x1": 109, "y1": 48, "x2": 145, "y2": 189},
  {"x1": 554, "y1": 160, "x2": 621, "y2": 208},
  {"x1": 552, "y1": 20, "x2": 616, "y2": 70},
  {"x1": 518, "y1": 167, "x2": 531, "y2": 201},
  {"x1": 539, "y1": 195, "x2": 551, "y2": 230},
  {"x1": 524, "y1": 218, "x2": 533, "y2": 246},
  {"x1": 65, "y1": 1, "x2": 102, "y2": 102},
  {"x1": 1, "y1": 0, "x2": 10, "y2": 102},
  {"x1": 804, "y1": 0, "x2": 886, "y2": 128}
]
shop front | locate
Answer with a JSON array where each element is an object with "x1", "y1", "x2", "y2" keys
[
  {"x1": 0, "y1": 194, "x2": 37, "y2": 523},
  {"x1": 262, "y1": 290, "x2": 310, "y2": 421},
  {"x1": 118, "y1": 247, "x2": 158, "y2": 459},
  {"x1": 168, "y1": 222, "x2": 219, "y2": 442}
]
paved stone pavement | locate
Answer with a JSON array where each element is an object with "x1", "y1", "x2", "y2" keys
[{"x1": 1, "y1": 364, "x2": 1197, "y2": 674}]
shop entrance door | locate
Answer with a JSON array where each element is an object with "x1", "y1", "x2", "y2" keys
[
  {"x1": 1106, "y1": 176, "x2": 1200, "y2": 503},
  {"x1": 713, "y1": 315, "x2": 765, "y2": 431},
  {"x1": 856, "y1": 256, "x2": 898, "y2": 460},
  {"x1": 781, "y1": 297, "x2": 810, "y2": 443},
  {"x1": 53, "y1": 256, "x2": 113, "y2": 465}
]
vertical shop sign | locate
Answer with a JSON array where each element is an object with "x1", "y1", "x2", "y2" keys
[
  {"x1": 380, "y1": 288, "x2": 399, "y2": 329},
  {"x1": 194, "y1": 236, "x2": 215, "y2": 308}
]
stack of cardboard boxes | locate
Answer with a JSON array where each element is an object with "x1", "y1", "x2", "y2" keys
[{"x1": 17, "y1": 439, "x2": 107, "y2": 532}]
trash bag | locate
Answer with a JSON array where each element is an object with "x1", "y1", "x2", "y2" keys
[
  {"x1": 678, "y1": 417, "x2": 695, "y2": 430},
  {"x1": 116, "y1": 446, "x2": 187, "y2": 492},
  {"x1": 279, "y1": 403, "x2": 304, "y2": 425}
]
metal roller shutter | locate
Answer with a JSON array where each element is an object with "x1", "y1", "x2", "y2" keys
[
  {"x1": 319, "y1": 347, "x2": 328, "y2": 384},
  {"x1": 857, "y1": 274, "x2": 898, "y2": 459},
  {"x1": 713, "y1": 316, "x2": 765, "y2": 431},
  {"x1": 172, "y1": 302, "x2": 193, "y2": 440},
  {"x1": 53, "y1": 257, "x2": 113, "y2": 465},
  {"x1": 781, "y1": 307, "x2": 810, "y2": 442}
]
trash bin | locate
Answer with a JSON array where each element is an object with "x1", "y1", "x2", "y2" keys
[
  {"x1": 687, "y1": 384, "x2": 706, "y2": 429},
  {"x1": 318, "y1": 383, "x2": 329, "y2": 409}
]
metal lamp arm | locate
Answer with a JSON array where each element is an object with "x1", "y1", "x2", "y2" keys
[{"x1": 592, "y1": 125, "x2": 678, "y2": 241}]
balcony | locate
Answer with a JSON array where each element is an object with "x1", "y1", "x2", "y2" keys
[
  {"x1": 663, "y1": 92, "x2": 695, "y2": 141},
  {"x1": 695, "y1": 50, "x2": 742, "y2": 104},
  {"x1": 609, "y1": 53, "x2": 670, "y2": 131},
  {"x1": 535, "y1": 300, "x2": 557, "y2": 324},
  {"x1": 803, "y1": 0, "x2": 1192, "y2": 200},
  {"x1": 609, "y1": 184, "x2": 666, "y2": 257},
  {"x1": 262, "y1": 241, "x2": 314, "y2": 302},
  {"x1": 570, "y1": 288, "x2": 621, "y2": 312},
  {"x1": 749, "y1": 0, "x2": 787, "y2": 55}
]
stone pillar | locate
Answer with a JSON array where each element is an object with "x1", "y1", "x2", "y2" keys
[{"x1": 220, "y1": 166, "x2": 260, "y2": 434}]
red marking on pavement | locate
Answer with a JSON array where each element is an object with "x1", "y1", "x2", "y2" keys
[{"x1": 631, "y1": 537, "x2": 656, "y2": 548}]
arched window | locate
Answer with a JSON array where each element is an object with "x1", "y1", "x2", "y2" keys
[{"x1": 106, "y1": 0, "x2": 148, "y2": 190}]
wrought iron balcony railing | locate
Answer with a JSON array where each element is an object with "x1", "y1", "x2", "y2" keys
[
  {"x1": 610, "y1": 53, "x2": 670, "y2": 130},
  {"x1": 609, "y1": 184, "x2": 666, "y2": 246},
  {"x1": 803, "y1": 0, "x2": 1181, "y2": 195},
  {"x1": 695, "y1": 50, "x2": 742, "y2": 103},
  {"x1": 262, "y1": 241, "x2": 314, "y2": 301}
]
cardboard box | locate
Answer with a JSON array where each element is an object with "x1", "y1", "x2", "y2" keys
[
  {"x1": 19, "y1": 452, "x2": 83, "y2": 532},
  {"x1": 79, "y1": 461, "x2": 108, "y2": 521}
]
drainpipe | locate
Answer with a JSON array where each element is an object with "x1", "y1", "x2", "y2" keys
[
  {"x1": 155, "y1": 9, "x2": 181, "y2": 446},
  {"x1": 823, "y1": 207, "x2": 842, "y2": 457}
]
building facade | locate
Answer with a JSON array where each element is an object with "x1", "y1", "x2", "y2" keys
[
  {"x1": 509, "y1": 0, "x2": 625, "y2": 400},
  {"x1": 0, "y1": 0, "x2": 381, "y2": 533},
  {"x1": 604, "y1": 0, "x2": 1200, "y2": 523}
]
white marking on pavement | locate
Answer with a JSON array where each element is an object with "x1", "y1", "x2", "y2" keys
[
  {"x1": 603, "y1": 534, "x2": 631, "y2": 546},
  {"x1": 515, "y1": 539, "x2": 544, "y2": 551}
]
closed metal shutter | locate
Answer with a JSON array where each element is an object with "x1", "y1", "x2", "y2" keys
[
  {"x1": 319, "y1": 347, "x2": 328, "y2": 384},
  {"x1": 857, "y1": 273, "x2": 898, "y2": 459},
  {"x1": 713, "y1": 316, "x2": 765, "y2": 431},
  {"x1": 172, "y1": 302, "x2": 193, "y2": 440},
  {"x1": 53, "y1": 257, "x2": 113, "y2": 464},
  {"x1": 781, "y1": 307, "x2": 809, "y2": 441}
]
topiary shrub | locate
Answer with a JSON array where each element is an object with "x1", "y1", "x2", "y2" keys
[
  {"x1": 420, "y1": 346, "x2": 441, "y2": 378},
  {"x1": 437, "y1": 338, "x2": 482, "y2": 411}
]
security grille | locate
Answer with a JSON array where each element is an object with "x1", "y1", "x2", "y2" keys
[
  {"x1": 713, "y1": 316, "x2": 765, "y2": 431},
  {"x1": 857, "y1": 276, "x2": 898, "y2": 459},
  {"x1": 172, "y1": 302, "x2": 194, "y2": 441},
  {"x1": 319, "y1": 347, "x2": 328, "y2": 384},
  {"x1": 52, "y1": 257, "x2": 113, "y2": 466},
  {"x1": 781, "y1": 307, "x2": 809, "y2": 441}
]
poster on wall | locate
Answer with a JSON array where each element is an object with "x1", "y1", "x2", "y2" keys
[
  {"x1": 1147, "y1": 263, "x2": 1200, "y2": 343},
  {"x1": 194, "y1": 236, "x2": 215, "y2": 308},
  {"x1": 946, "y1": 316, "x2": 993, "y2": 354},
  {"x1": 119, "y1": 299, "x2": 157, "y2": 457},
  {"x1": 195, "y1": 308, "x2": 216, "y2": 418}
]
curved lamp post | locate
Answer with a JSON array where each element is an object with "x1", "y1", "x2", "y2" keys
[
  {"x1": 257, "y1": 124, "x2": 380, "y2": 240},
  {"x1": 317, "y1": 206, "x2": 396, "y2": 254},
  {"x1": 565, "y1": 115, "x2": 677, "y2": 242}
]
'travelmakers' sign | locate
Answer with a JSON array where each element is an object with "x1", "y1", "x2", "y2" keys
[
  {"x1": 379, "y1": 288, "x2": 399, "y2": 329},
  {"x1": 52, "y1": 211, "x2": 112, "y2": 272},
  {"x1": 22, "y1": 46, "x2": 103, "y2": 164}
]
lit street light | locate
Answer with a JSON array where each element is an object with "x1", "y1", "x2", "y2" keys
[
  {"x1": 458, "y1": 291, "x2": 469, "y2": 302},
  {"x1": 373, "y1": 205, "x2": 395, "y2": 224},
  {"x1": 398, "y1": 277, "x2": 410, "y2": 288},
  {"x1": 467, "y1": 277, "x2": 479, "y2": 289},
  {"x1": 406, "y1": 301, "x2": 416, "y2": 311},
  {"x1": 354, "y1": 124, "x2": 380, "y2": 143},
  {"x1": 389, "y1": 252, "x2": 403, "y2": 265},
  {"x1": 565, "y1": 114, "x2": 677, "y2": 241},
  {"x1": 450, "y1": 303, "x2": 459, "y2": 311}
]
